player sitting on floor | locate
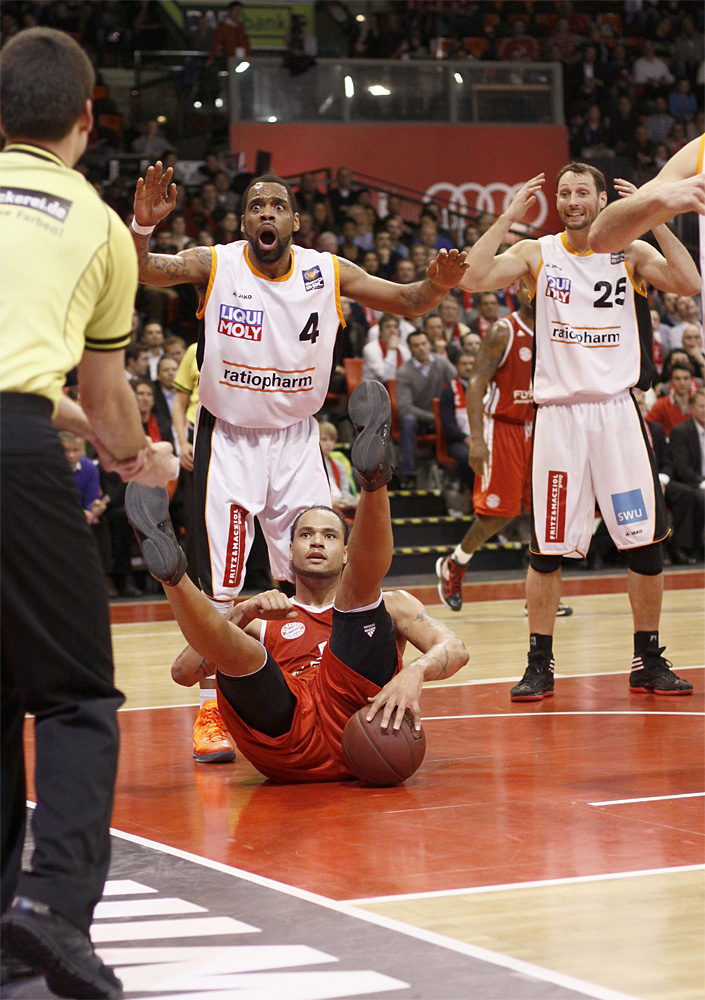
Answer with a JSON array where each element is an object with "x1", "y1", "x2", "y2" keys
[{"x1": 126, "y1": 382, "x2": 468, "y2": 782}]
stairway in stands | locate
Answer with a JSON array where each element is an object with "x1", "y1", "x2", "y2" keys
[{"x1": 387, "y1": 487, "x2": 527, "y2": 578}]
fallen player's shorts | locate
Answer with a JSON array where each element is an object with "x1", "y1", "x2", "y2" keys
[{"x1": 216, "y1": 595, "x2": 403, "y2": 783}]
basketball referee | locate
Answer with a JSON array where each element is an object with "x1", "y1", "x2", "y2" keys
[{"x1": 0, "y1": 29, "x2": 177, "y2": 998}]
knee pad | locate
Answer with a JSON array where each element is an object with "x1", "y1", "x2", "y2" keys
[
  {"x1": 626, "y1": 542, "x2": 663, "y2": 576},
  {"x1": 529, "y1": 552, "x2": 562, "y2": 574}
]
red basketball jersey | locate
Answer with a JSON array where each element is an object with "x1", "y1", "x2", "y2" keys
[
  {"x1": 485, "y1": 311, "x2": 534, "y2": 423},
  {"x1": 260, "y1": 601, "x2": 333, "y2": 679}
]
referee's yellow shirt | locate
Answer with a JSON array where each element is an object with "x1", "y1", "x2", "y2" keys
[
  {"x1": 0, "y1": 144, "x2": 138, "y2": 413},
  {"x1": 173, "y1": 342, "x2": 201, "y2": 425}
]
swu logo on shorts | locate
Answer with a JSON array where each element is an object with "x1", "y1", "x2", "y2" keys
[
  {"x1": 217, "y1": 303, "x2": 264, "y2": 340},
  {"x1": 546, "y1": 275, "x2": 571, "y2": 304},
  {"x1": 612, "y1": 488, "x2": 647, "y2": 525}
]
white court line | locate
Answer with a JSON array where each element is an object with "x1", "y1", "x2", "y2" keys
[
  {"x1": 422, "y1": 710, "x2": 704, "y2": 721},
  {"x1": 347, "y1": 863, "x2": 705, "y2": 905},
  {"x1": 428, "y1": 663, "x2": 704, "y2": 688},
  {"x1": 113, "y1": 629, "x2": 182, "y2": 639},
  {"x1": 589, "y1": 792, "x2": 705, "y2": 807},
  {"x1": 119, "y1": 702, "x2": 197, "y2": 712},
  {"x1": 111, "y1": 606, "x2": 703, "y2": 636},
  {"x1": 109, "y1": 827, "x2": 644, "y2": 1000}
]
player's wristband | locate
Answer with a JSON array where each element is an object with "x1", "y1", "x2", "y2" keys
[{"x1": 131, "y1": 219, "x2": 156, "y2": 236}]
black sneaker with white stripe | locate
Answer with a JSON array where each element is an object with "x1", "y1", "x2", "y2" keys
[
  {"x1": 629, "y1": 647, "x2": 693, "y2": 696},
  {"x1": 523, "y1": 603, "x2": 573, "y2": 617},
  {"x1": 510, "y1": 652, "x2": 555, "y2": 702}
]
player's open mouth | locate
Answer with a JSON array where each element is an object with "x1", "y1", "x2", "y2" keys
[{"x1": 257, "y1": 226, "x2": 277, "y2": 250}]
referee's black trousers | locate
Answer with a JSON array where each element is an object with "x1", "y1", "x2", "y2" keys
[{"x1": 1, "y1": 394, "x2": 124, "y2": 934}]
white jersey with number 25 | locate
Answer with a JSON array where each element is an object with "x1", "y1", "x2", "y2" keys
[{"x1": 533, "y1": 233, "x2": 653, "y2": 406}]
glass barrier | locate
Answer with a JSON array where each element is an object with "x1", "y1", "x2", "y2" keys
[
  {"x1": 227, "y1": 56, "x2": 564, "y2": 125},
  {"x1": 133, "y1": 52, "x2": 563, "y2": 127}
]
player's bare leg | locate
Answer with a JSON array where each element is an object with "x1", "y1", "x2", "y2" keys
[
  {"x1": 627, "y1": 568, "x2": 663, "y2": 631},
  {"x1": 126, "y1": 482, "x2": 265, "y2": 674},
  {"x1": 525, "y1": 565, "x2": 562, "y2": 635}
]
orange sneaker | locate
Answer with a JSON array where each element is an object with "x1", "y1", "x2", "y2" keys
[{"x1": 193, "y1": 701, "x2": 237, "y2": 763}]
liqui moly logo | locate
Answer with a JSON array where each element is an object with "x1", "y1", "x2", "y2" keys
[
  {"x1": 546, "y1": 275, "x2": 571, "y2": 304},
  {"x1": 545, "y1": 470, "x2": 567, "y2": 543},
  {"x1": 223, "y1": 504, "x2": 247, "y2": 588},
  {"x1": 217, "y1": 303, "x2": 264, "y2": 340}
]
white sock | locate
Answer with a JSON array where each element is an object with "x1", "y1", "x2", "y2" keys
[
  {"x1": 200, "y1": 685, "x2": 217, "y2": 708},
  {"x1": 452, "y1": 546, "x2": 473, "y2": 566},
  {"x1": 206, "y1": 596, "x2": 234, "y2": 615}
]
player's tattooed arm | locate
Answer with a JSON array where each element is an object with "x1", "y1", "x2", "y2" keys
[
  {"x1": 337, "y1": 251, "x2": 468, "y2": 318},
  {"x1": 366, "y1": 605, "x2": 467, "y2": 730},
  {"x1": 132, "y1": 236, "x2": 212, "y2": 289},
  {"x1": 389, "y1": 593, "x2": 469, "y2": 681},
  {"x1": 466, "y1": 320, "x2": 511, "y2": 464}
]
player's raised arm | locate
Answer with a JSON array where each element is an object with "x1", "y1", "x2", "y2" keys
[
  {"x1": 616, "y1": 177, "x2": 702, "y2": 296},
  {"x1": 589, "y1": 136, "x2": 705, "y2": 252},
  {"x1": 460, "y1": 174, "x2": 544, "y2": 293},
  {"x1": 131, "y1": 160, "x2": 212, "y2": 288},
  {"x1": 337, "y1": 248, "x2": 468, "y2": 317}
]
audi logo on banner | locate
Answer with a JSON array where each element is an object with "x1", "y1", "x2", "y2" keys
[{"x1": 424, "y1": 181, "x2": 548, "y2": 231}]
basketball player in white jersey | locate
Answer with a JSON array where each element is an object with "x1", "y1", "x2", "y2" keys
[
  {"x1": 131, "y1": 163, "x2": 468, "y2": 759},
  {"x1": 589, "y1": 134, "x2": 705, "y2": 261},
  {"x1": 459, "y1": 162, "x2": 700, "y2": 701}
]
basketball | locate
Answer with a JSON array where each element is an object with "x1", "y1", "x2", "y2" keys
[{"x1": 341, "y1": 708, "x2": 426, "y2": 786}]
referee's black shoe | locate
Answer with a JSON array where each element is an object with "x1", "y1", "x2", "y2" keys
[
  {"x1": 510, "y1": 652, "x2": 555, "y2": 702},
  {"x1": 1, "y1": 896, "x2": 123, "y2": 998},
  {"x1": 126, "y1": 483, "x2": 187, "y2": 586},
  {"x1": 349, "y1": 380, "x2": 393, "y2": 492},
  {"x1": 629, "y1": 647, "x2": 693, "y2": 695}
]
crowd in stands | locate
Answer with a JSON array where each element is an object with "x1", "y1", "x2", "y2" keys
[
  {"x1": 2, "y1": 1, "x2": 702, "y2": 590},
  {"x1": 68, "y1": 144, "x2": 705, "y2": 589}
]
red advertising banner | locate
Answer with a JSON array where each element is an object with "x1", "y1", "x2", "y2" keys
[{"x1": 230, "y1": 124, "x2": 569, "y2": 232}]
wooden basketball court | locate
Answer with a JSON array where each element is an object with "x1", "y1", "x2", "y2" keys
[{"x1": 18, "y1": 568, "x2": 705, "y2": 1000}]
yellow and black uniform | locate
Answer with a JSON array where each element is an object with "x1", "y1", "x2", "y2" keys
[
  {"x1": 0, "y1": 144, "x2": 138, "y2": 934},
  {"x1": 0, "y1": 143, "x2": 136, "y2": 406}
]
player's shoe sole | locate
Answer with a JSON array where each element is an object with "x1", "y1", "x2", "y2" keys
[
  {"x1": 349, "y1": 380, "x2": 392, "y2": 492},
  {"x1": 125, "y1": 483, "x2": 186, "y2": 586}
]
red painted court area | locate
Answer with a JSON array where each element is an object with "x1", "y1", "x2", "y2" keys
[{"x1": 25, "y1": 668, "x2": 694, "y2": 903}]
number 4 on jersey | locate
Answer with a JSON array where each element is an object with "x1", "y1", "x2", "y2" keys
[{"x1": 299, "y1": 312, "x2": 320, "y2": 345}]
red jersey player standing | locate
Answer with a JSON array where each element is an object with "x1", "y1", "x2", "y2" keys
[{"x1": 436, "y1": 280, "x2": 572, "y2": 616}]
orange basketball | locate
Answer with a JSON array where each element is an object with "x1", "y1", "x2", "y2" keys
[{"x1": 341, "y1": 708, "x2": 426, "y2": 786}]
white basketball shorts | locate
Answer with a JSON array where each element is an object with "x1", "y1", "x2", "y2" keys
[
  {"x1": 530, "y1": 392, "x2": 668, "y2": 558},
  {"x1": 193, "y1": 411, "x2": 331, "y2": 601}
]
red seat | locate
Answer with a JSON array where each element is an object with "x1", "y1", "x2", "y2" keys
[{"x1": 344, "y1": 357, "x2": 363, "y2": 397}]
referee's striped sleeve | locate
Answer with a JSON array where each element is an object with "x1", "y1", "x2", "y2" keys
[{"x1": 84, "y1": 331, "x2": 133, "y2": 351}]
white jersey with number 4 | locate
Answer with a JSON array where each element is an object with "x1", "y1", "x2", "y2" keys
[
  {"x1": 197, "y1": 241, "x2": 344, "y2": 428},
  {"x1": 533, "y1": 233, "x2": 654, "y2": 406}
]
